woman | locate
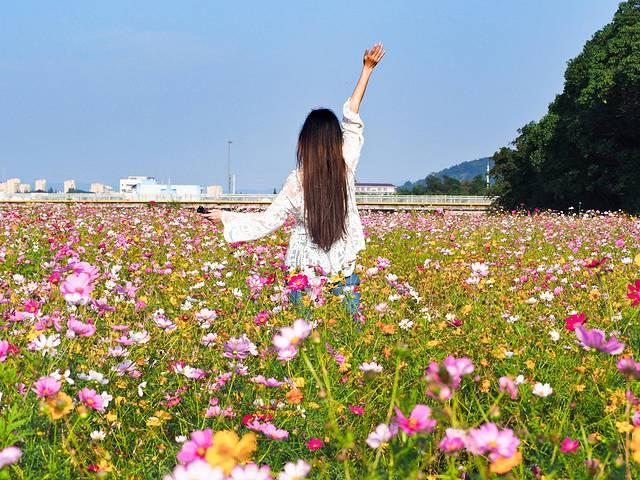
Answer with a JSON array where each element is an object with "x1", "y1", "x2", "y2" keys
[{"x1": 204, "y1": 43, "x2": 385, "y2": 312}]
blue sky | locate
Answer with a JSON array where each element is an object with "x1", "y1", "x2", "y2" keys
[{"x1": 0, "y1": 0, "x2": 622, "y2": 192}]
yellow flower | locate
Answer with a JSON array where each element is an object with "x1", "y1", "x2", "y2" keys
[
  {"x1": 630, "y1": 428, "x2": 640, "y2": 457},
  {"x1": 205, "y1": 430, "x2": 257, "y2": 474},
  {"x1": 44, "y1": 391, "x2": 74, "y2": 420},
  {"x1": 634, "y1": 253, "x2": 640, "y2": 267},
  {"x1": 490, "y1": 450, "x2": 523, "y2": 474},
  {"x1": 616, "y1": 421, "x2": 634, "y2": 434}
]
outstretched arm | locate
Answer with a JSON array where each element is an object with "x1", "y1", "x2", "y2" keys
[{"x1": 348, "y1": 43, "x2": 386, "y2": 114}]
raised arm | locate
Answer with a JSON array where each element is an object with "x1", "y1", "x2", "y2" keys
[{"x1": 348, "y1": 43, "x2": 386, "y2": 114}]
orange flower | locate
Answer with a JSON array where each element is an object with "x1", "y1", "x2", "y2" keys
[
  {"x1": 286, "y1": 388, "x2": 304, "y2": 405},
  {"x1": 44, "y1": 391, "x2": 74, "y2": 420},
  {"x1": 205, "y1": 430, "x2": 256, "y2": 474},
  {"x1": 490, "y1": 450, "x2": 522, "y2": 474}
]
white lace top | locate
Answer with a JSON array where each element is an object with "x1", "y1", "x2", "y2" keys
[{"x1": 221, "y1": 97, "x2": 366, "y2": 278}]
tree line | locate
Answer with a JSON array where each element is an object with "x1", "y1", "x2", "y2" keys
[{"x1": 490, "y1": 0, "x2": 640, "y2": 212}]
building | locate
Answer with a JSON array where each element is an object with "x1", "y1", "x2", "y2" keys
[
  {"x1": 355, "y1": 182, "x2": 396, "y2": 194},
  {"x1": 63, "y1": 179, "x2": 76, "y2": 193},
  {"x1": 0, "y1": 183, "x2": 5, "y2": 193},
  {"x1": 206, "y1": 185, "x2": 224, "y2": 196},
  {"x1": 90, "y1": 183, "x2": 113, "y2": 194},
  {"x1": 119, "y1": 176, "x2": 157, "y2": 193},
  {"x1": 137, "y1": 183, "x2": 202, "y2": 197},
  {"x1": 18, "y1": 183, "x2": 31, "y2": 193},
  {"x1": 34, "y1": 179, "x2": 47, "y2": 191},
  {"x1": 5, "y1": 178, "x2": 20, "y2": 194}
]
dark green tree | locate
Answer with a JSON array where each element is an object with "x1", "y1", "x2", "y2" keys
[{"x1": 491, "y1": 0, "x2": 640, "y2": 212}]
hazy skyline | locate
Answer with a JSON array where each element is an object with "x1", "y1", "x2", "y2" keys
[{"x1": 0, "y1": 1, "x2": 621, "y2": 192}]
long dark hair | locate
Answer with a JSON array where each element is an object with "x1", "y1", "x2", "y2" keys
[{"x1": 296, "y1": 108, "x2": 348, "y2": 251}]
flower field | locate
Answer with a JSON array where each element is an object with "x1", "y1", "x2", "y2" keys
[{"x1": 1, "y1": 204, "x2": 640, "y2": 479}]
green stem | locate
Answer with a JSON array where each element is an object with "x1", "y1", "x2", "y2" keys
[{"x1": 371, "y1": 354, "x2": 401, "y2": 473}]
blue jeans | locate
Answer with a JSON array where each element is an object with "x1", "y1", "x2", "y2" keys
[{"x1": 288, "y1": 273, "x2": 361, "y2": 316}]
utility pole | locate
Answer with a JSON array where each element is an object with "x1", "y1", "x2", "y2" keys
[
  {"x1": 486, "y1": 160, "x2": 490, "y2": 191},
  {"x1": 227, "y1": 140, "x2": 232, "y2": 194}
]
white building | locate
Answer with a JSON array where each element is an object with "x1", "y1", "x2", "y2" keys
[
  {"x1": 119, "y1": 176, "x2": 157, "y2": 193},
  {"x1": 18, "y1": 183, "x2": 31, "y2": 193},
  {"x1": 5, "y1": 178, "x2": 20, "y2": 194},
  {"x1": 355, "y1": 182, "x2": 396, "y2": 194},
  {"x1": 34, "y1": 179, "x2": 47, "y2": 191},
  {"x1": 206, "y1": 185, "x2": 224, "y2": 196},
  {"x1": 137, "y1": 183, "x2": 202, "y2": 197},
  {"x1": 90, "y1": 183, "x2": 112, "y2": 194},
  {"x1": 63, "y1": 179, "x2": 76, "y2": 193}
]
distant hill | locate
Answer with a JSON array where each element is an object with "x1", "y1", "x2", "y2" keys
[{"x1": 401, "y1": 157, "x2": 493, "y2": 189}]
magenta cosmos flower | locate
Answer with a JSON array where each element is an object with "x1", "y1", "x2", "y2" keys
[
  {"x1": 394, "y1": 404, "x2": 437, "y2": 435},
  {"x1": 627, "y1": 279, "x2": 640, "y2": 306},
  {"x1": 287, "y1": 274, "x2": 309, "y2": 292},
  {"x1": 575, "y1": 325, "x2": 624, "y2": 355},
  {"x1": 465, "y1": 423, "x2": 520, "y2": 462},
  {"x1": 176, "y1": 429, "x2": 213, "y2": 465},
  {"x1": 59, "y1": 272, "x2": 95, "y2": 305},
  {"x1": 560, "y1": 437, "x2": 579, "y2": 453},
  {"x1": 32, "y1": 376, "x2": 61, "y2": 398},
  {"x1": 564, "y1": 312, "x2": 586, "y2": 331}
]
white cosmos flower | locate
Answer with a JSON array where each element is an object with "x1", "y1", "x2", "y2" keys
[
  {"x1": 90, "y1": 430, "x2": 106, "y2": 441},
  {"x1": 28, "y1": 334, "x2": 61, "y2": 356},
  {"x1": 138, "y1": 381, "x2": 147, "y2": 397},
  {"x1": 51, "y1": 369, "x2": 75, "y2": 385},
  {"x1": 278, "y1": 460, "x2": 311, "y2": 480},
  {"x1": 532, "y1": 382, "x2": 553, "y2": 397}
]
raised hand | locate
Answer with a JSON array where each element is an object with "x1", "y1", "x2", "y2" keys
[
  {"x1": 363, "y1": 43, "x2": 386, "y2": 70},
  {"x1": 349, "y1": 42, "x2": 385, "y2": 113}
]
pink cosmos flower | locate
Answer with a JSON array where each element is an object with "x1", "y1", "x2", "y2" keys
[
  {"x1": 425, "y1": 356, "x2": 475, "y2": 401},
  {"x1": 0, "y1": 446, "x2": 22, "y2": 469},
  {"x1": 394, "y1": 404, "x2": 437, "y2": 435},
  {"x1": 498, "y1": 376, "x2": 519, "y2": 400},
  {"x1": 575, "y1": 325, "x2": 624, "y2": 355},
  {"x1": 564, "y1": 313, "x2": 586, "y2": 331},
  {"x1": 560, "y1": 437, "x2": 579, "y2": 453},
  {"x1": 439, "y1": 428, "x2": 467, "y2": 453},
  {"x1": 0, "y1": 340, "x2": 10, "y2": 362},
  {"x1": 627, "y1": 279, "x2": 640, "y2": 307},
  {"x1": 78, "y1": 387, "x2": 105, "y2": 412},
  {"x1": 67, "y1": 316, "x2": 96, "y2": 337},
  {"x1": 32, "y1": 376, "x2": 62, "y2": 398},
  {"x1": 67, "y1": 261, "x2": 100, "y2": 281},
  {"x1": 176, "y1": 429, "x2": 213, "y2": 465},
  {"x1": 366, "y1": 423, "x2": 398, "y2": 449},
  {"x1": 465, "y1": 423, "x2": 520, "y2": 462},
  {"x1": 59, "y1": 272, "x2": 94, "y2": 305},
  {"x1": 617, "y1": 358, "x2": 640, "y2": 380},
  {"x1": 272, "y1": 319, "x2": 312, "y2": 361}
]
